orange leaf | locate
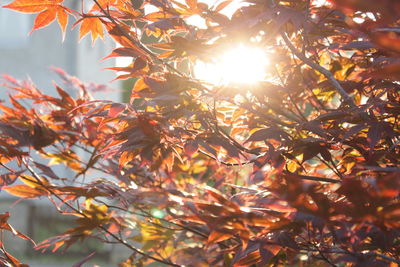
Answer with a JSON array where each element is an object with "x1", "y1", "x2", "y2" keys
[
  {"x1": 103, "y1": 21, "x2": 140, "y2": 51},
  {"x1": 144, "y1": 11, "x2": 175, "y2": 21},
  {"x1": 90, "y1": 0, "x2": 116, "y2": 11},
  {"x1": 31, "y1": 7, "x2": 57, "y2": 32},
  {"x1": 51, "y1": 240, "x2": 65, "y2": 252},
  {"x1": 235, "y1": 250, "x2": 261, "y2": 266},
  {"x1": 214, "y1": 0, "x2": 232, "y2": 12},
  {"x1": 208, "y1": 230, "x2": 233, "y2": 244},
  {"x1": 108, "y1": 103, "x2": 126, "y2": 117},
  {"x1": 79, "y1": 17, "x2": 104, "y2": 43},
  {"x1": 56, "y1": 6, "x2": 68, "y2": 34},
  {"x1": 2, "y1": 0, "x2": 62, "y2": 13},
  {"x1": 185, "y1": 0, "x2": 197, "y2": 9},
  {"x1": 205, "y1": 186, "x2": 240, "y2": 211},
  {"x1": 3, "y1": 184, "x2": 47, "y2": 198}
]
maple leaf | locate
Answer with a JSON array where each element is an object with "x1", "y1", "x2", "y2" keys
[
  {"x1": 31, "y1": 7, "x2": 57, "y2": 32},
  {"x1": 1, "y1": 0, "x2": 62, "y2": 13},
  {"x1": 76, "y1": 17, "x2": 104, "y2": 44},
  {"x1": 89, "y1": 0, "x2": 117, "y2": 12},
  {"x1": 2, "y1": 0, "x2": 69, "y2": 35},
  {"x1": 56, "y1": 6, "x2": 69, "y2": 36}
]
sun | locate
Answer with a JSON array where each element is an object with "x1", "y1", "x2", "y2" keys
[
  {"x1": 142, "y1": 0, "x2": 269, "y2": 85},
  {"x1": 194, "y1": 45, "x2": 269, "y2": 85}
]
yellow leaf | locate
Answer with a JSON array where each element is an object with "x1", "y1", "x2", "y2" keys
[{"x1": 286, "y1": 160, "x2": 298, "y2": 173}]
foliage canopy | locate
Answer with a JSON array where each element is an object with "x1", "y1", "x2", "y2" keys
[{"x1": 0, "y1": 0, "x2": 400, "y2": 266}]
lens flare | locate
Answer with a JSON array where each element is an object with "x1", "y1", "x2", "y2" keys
[{"x1": 194, "y1": 45, "x2": 268, "y2": 85}]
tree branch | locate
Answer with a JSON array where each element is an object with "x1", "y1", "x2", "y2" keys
[
  {"x1": 280, "y1": 32, "x2": 357, "y2": 109},
  {"x1": 20, "y1": 159, "x2": 181, "y2": 267},
  {"x1": 283, "y1": 171, "x2": 341, "y2": 183},
  {"x1": 91, "y1": 0, "x2": 185, "y2": 77}
]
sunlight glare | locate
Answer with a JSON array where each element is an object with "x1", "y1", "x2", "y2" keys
[
  {"x1": 312, "y1": 0, "x2": 331, "y2": 7},
  {"x1": 194, "y1": 45, "x2": 268, "y2": 85}
]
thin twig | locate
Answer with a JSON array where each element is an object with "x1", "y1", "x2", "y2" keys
[
  {"x1": 97, "y1": 201, "x2": 209, "y2": 239},
  {"x1": 21, "y1": 159, "x2": 181, "y2": 267}
]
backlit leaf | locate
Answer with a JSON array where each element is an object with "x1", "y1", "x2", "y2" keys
[
  {"x1": 78, "y1": 17, "x2": 104, "y2": 43},
  {"x1": 0, "y1": 171, "x2": 23, "y2": 188},
  {"x1": 56, "y1": 6, "x2": 68, "y2": 34},
  {"x1": 185, "y1": 0, "x2": 196, "y2": 9},
  {"x1": 31, "y1": 7, "x2": 57, "y2": 32},
  {"x1": 214, "y1": 0, "x2": 232, "y2": 12},
  {"x1": 2, "y1": 0, "x2": 62, "y2": 13},
  {"x1": 208, "y1": 230, "x2": 232, "y2": 244},
  {"x1": 3, "y1": 184, "x2": 47, "y2": 198},
  {"x1": 108, "y1": 103, "x2": 126, "y2": 117}
]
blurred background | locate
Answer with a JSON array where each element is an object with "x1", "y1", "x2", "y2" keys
[{"x1": 0, "y1": 4, "x2": 131, "y2": 266}]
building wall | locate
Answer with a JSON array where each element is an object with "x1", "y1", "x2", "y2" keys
[{"x1": 0, "y1": 6, "x2": 120, "y2": 99}]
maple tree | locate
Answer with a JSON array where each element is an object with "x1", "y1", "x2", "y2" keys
[{"x1": 1, "y1": 0, "x2": 400, "y2": 266}]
